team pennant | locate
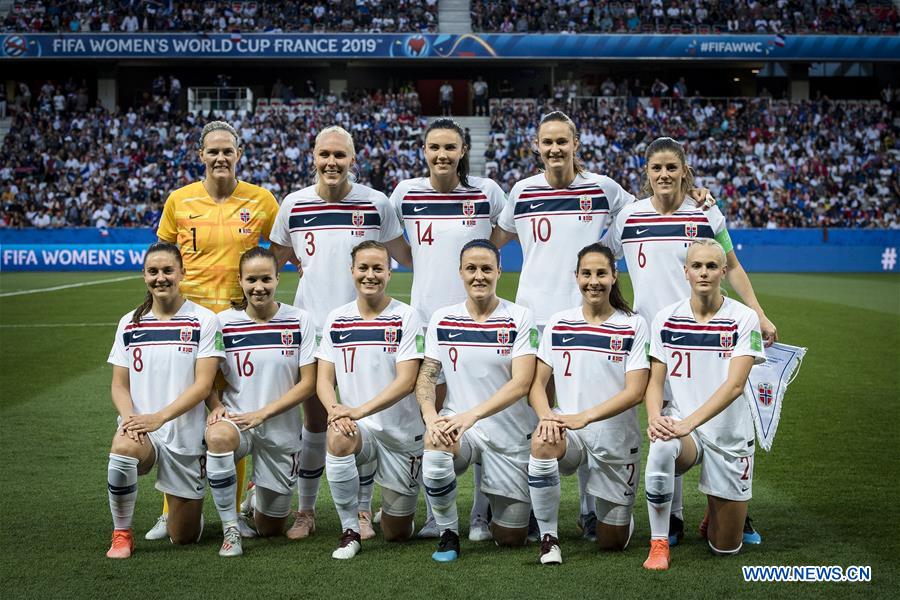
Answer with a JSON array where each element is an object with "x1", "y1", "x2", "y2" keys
[{"x1": 745, "y1": 342, "x2": 807, "y2": 451}]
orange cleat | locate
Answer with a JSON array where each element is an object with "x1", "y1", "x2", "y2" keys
[
  {"x1": 106, "y1": 529, "x2": 134, "y2": 559},
  {"x1": 643, "y1": 538, "x2": 670, "y2": 570},
  {"x1": 286, "y1": 510, "x2": 316, "y2": 540}
]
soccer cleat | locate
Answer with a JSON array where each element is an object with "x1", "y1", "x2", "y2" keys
[
  {"x1": 372, "y1": 508, "x2": 383, "y2": 524},
  {"x1": 219, "y1": 525, "x2": 243, "y2": 557},
  {"x1": 358, "y1": 511, "x2": 376, "y2": 540},
  {"x1": 286, "y1": 510, "x2": 316, "y2": 540},
  {"x1": 743, "y1": 516, "x2": 762, "y2": 545},
  {"x1": 643, "y1": 538, "x2": 670, "y2": 570},
  {"x1": 238, "y1": 515, "x2": 257, "y2": 539},
  {"x1": 577, "y1": 511, "x2": 598, "y2": 542},
  {"x1": 145, "y1": 513, "x2": 168, "y2": 540},
  {"x1": 526, "y1": 511, "x2": 540, "y2": 543},
  {"x1": 432, "y1": 529, "x2": 461, "y2": 562},
  {"x1": 468, "y1": 515, "x2": 492, "y2": 542},
  {"x1": 106, "y1": 529, "x2": 134, "y2": 559},
  {"x1": 539, "y1": 534, "x2": 562, "y2": 565},
  {"x1": 331, "y1": 529, "x2": 362, "y2": 560},
  {"x1": 668, "y1": 514, "x2": 685, "y2": 547},
  {"x1": 416, "y1": 514, "x2": 440, "y2": 539},
  {"x1": 239, "y1": 482, "x2": 256, "y2": 516},
  {"x1": 699, "y1": 511, "x2": 710, "y2": 540}
]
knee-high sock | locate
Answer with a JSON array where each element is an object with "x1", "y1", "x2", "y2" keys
[
  {"x1": 108, "y1": 453, "x2": 139, "y2": 530},
  {"x1": 671, "y1": 475, "x2": 684, "y2": 520},
  {"x1": 207, "y1": 451, "x2": 238, "y2": 530},
  {"x1": 326, "y1": 453, "x2": 360, "y2": 533},
  {"x1": 470, "y1": 463, "x2": 490, "y2": 522},
  {"x1": 577, "y1": 462, "x2": 596, "y2": 515},
  {"x1": 528, "y1": 455, "x2": 560, "y2": 538},
  {"x1": 297, "y1": 427, "x2": 326, "y2": 511},
  {"x1": 423, "y1": 450, "x2": 458, "y2": 534},
  {"x1": 357, "y1": 460, "x2": 376, "y2": 514},
  {"x1": 645, "y1": 438, "x2": 680, "y2": 539}
]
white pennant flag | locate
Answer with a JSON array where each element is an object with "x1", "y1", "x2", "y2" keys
[{"x1": 746, "y1": 342, "x2": 807, "y2": 452}]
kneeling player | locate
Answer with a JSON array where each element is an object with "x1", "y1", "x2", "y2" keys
[
  {"x1": 204, "y1": 247, "x2": 317, "y2": 556},
  {"x1": 317, "y1": 241, "x2": 425, "y2": 559},
  {"x1": 105, "y1": 242, "x2": 224, "y2": 558},
  {"x1": 418, "y1": 239, "x2": 538, "y2": 562},
  {"x1": 528, "y1": 243, "x2": 649, "y2": 564},
  {"x1": 642, "y1": 239, "x2": 765, "y2": 570}
]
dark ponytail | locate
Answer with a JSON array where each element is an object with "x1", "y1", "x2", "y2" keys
[
  {"x1": 575, "y1": 243, "x2": 633, "y2": 315},
  {"x1": 231, "y1": 246, "x2": 279, "y2": 311},
  {"x1": 424, "y1": 118, "x2": 470, "y2": 188},
  {"x1": 132, "y1": 242, "x2": 183, "y2": 325}
]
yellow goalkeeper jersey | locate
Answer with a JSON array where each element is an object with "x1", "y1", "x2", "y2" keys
[{"x1": 157, "y1": 180, "x2": 279, "y2": 312}]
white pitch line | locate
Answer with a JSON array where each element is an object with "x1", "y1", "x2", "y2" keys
[
  {"x1": 0, "y1": 322, "x2": 117, "y2": 328},
  {"x1": 0, "y1": 275, "x2": 140, "y2": 298}
]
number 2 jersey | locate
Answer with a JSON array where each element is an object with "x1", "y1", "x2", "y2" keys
[
  {"x1": 270, "y1": 183, "x2": 404, "y2": 331},
  {"x1": 650, "y1": 297, "x2": 765, "y2": 456},
  {"x1": 390, "y1": 176, "x2": 505, "y2": 324},
  {"x1": 218, "y1": 304, "x2": 316, "y2": 451},
  {"x1": 317, "y1": 298, "x2": 425, "y2": 450},
  {"x1": 498, "y1": 172, "x2": 634, "y2": 326},
  {"x1": 425, "y1": 299, "x2": 538, "y2": 452},
  {"x1": 108, "y1": 300, "x2": 224, "y2": 455},
  {"x1": 539, "y1": 307, "x2": 649, "y2": 463}
]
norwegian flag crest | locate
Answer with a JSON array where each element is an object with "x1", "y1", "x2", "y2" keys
[
  {"x1": 180, "y1": 327, "x2": 192, "y2": 343},
  {"x1": 685, "y1": 223, "x2": 698, "y2": 238},
  {"x1": 352, "y1": 211, "x2": 365, "y2": 228},
  {"x1": 758, "y1": 382, "x2": 774, "y2": 406},
  {"x1": 579, "y1": 195, "x2": 592, "y2": 212},
  {"x1": 497, "y1": 328, "x2": 510, "y2": 345},
  {"x1": 384, "y1": 327, "x2": 398, "y2": 344},
  {"x1": 609, "y1": 335, "x2": 623, "y2": 352},
  {"x1": 720, "y1": 332, "x2": 735, "y2": 349},
  {"x1": 281, "y1": 331, "x2": 293, "y2": 346},
  {"x1": 239, "y1": 208, "x2": 251, "y2": 224},
  {"x1": 462, "y1": 200, "x2": 475, "y2": 217}
]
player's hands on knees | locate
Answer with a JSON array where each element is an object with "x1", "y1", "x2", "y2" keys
[
  {"x1": 425, "y1": 416, "x2": 454, "y2": 447},
  {"x1": 230, "y1": 409, "x2": 266, "y2": 431},
  {"x1": 328, "y1": 403, "x2": 356, "y2": 424},
  {"x1": 557, "y1": 412, "x2": 590, "y2": 432},
  {"x1": 207, "y1": 405, "x2": 227, "y2": 426},
  {"x1": 759, "y1": 314, "x2": 778, "y2": 347},
  {"x1": 536, "y1": 416, "x2": 565, "y2": 444},
  {"x1": 119, "y1": 423, "x2": 147, "y2": 445},
  {"x1": 330, "y1": 416, "x2": 358, "y2": 437},
  {"x1": 438, "y1": 412, "x2": 477, "y2": 442},
  {"x1": 122, "y1": 412, "x2": 165, "y2": 435},
  {"x1": 647, "y1": 415, "x2": 676, "y2": 441}
]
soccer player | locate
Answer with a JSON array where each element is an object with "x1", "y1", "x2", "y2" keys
[
  {"x1": 642, "y1": 239, "x2": 765, "y2": 570},
  {"x1": 603, "y1": 136, "x2": 777, "y2": 545},
  {"x1": 389, "y1": 117, "x2": 505, "y2": 540},
  {"x1": 269, "y1": 125, "x2": 411, "y2": 539},
  {"x1": 418, "y1": 239, "x2": 538, "y2": 562},
  {"x1": 105, "y1": 242, "x2": 224, "y2": 558},
  {"x1": 204, "y1": 247, "x2": 317, "y2": 557},
  {"x1": 151, "y1": 120, "x2": 279, "y2": 540},
  {"x1": 317, "y1": 241, "x2": 424, "y2": 559},
  {"x1": 528, "y1": 243, "x2": 649, "y2": 565}
]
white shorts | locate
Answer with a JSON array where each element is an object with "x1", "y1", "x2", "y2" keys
[
  {"x1": 694, "y1": 435, "x2": 754, "y2": 502},
  {"x1": 148, "y1": 432, "x2": 206, "y2": 501},
  {"x1": 356, "y1": 423, "x2": 422, "y2": 503},
  {"x1": 225, "y1": 420, "x2": 300, "y2": 496},
  {"x1": 455, "y1": 427, "x2": 530, "y2": 506},
  {"x1": 559, "y1": 429, "x2": 640, "y2": 507}
]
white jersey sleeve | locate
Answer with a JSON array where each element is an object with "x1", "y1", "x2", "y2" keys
[
  {"x1": 484, "y1": 177, "x2": 506, "y2": 224},
  {"x1": 108, "y1": 313, "x2": 132, "y2": 368},
  {"x1": 625, "y1": 314, "x2": 651, "y2": 372},
  {"x1": 374, "y1": 190, "x2": 404, "y2": 242},
  {"x1": 536, "y1": 319, "x2": 554, "y2": 366},
  {"x1": 269, "y1": 194, "x2": 292, "y2": 247},
  {"x1": 315, "y1": 308, "x2": 338, "y2": 364},
  {"x1": 197, "y1": 310, "x2": 224, "y2": 360},
  {"x1": 732, "y1": 309, "x2": 766, "y2": 365},
  {"x1": 511, "y1": 307, "x2": 538, "y2": 359},
  {"x1": 424, "y1": 311, "x2": 441, "y2": 361},
  {"x1": 396, "y1": 308, "x2": 424, "y2": 363},
  {"x1": 496, "y1": 180, "x2": 519, "y2": 233}
]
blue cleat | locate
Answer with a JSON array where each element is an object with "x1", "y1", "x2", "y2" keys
[
  {"x1": 432, "y1": 529, "x2": 460, "y2": 562},
  {"x1": 743, "y1": 516, "x2": 762, "y2": 545},
  {"x1": 668, "y1": 514, "x2": 685, "y2": 547},
  {"x1": 577, "y1": 512, "x2": 597, "y2": 542}
]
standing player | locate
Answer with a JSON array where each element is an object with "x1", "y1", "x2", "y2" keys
[
  {"x1": 151, "y1": 120, "x2": 280, "y2": 540},
  {"x1": 105, "y1": 242, "x2": 224, "y2": 558},
  {"x1": 642, "y1": 239, "x2": 765, "y2": 570},
  {"x1": 204, "y1": 247, "x2": 317, "y2": 557},
  {"x1": 317, "y1": 241, "x2": 424, "y2": 559},
  {"x1": 390, "y1": 118, "x2": 505, "y2": 540},
  {"x1": 528, "y1": 243, "x2": 649, "y2": 565},
  {"x1": 418, "y1": 239, "x2": 538, "y2": 562},
  {"x1": 603, "y1": 136, "x2": 777, "y2": 545},
  {"x1": 269, "y1": 126, "x2": 411, "y2": 539}
]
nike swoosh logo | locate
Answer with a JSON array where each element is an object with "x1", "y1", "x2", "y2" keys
[
  {"x1": 196, "y1": 484, "x2": 206, "y2": 491},
  {"x1": 340, "y1": 333, "x2": 351, "y2": 340},
  {"x1": 624, "y1": 491, "x2": 634, "y2": 496},
  {"x1": 740, "y1": 486, "x2": 749, "y2": 492},
  {"x1": 303, "y1": 217, "x2": 317, "y2": 224},
  {"x1": 671, "y1": 335, "x2": 685, "y2": 341},
  {"x1": 529, "y1": 203, "x2": 544, "y2": 209},
  {"x1": 232, "y1": 337, "x2": 246, "y2": 343},
  {"x1": 636, "y1": 228, "x2": 649, "y2": 235},
  {"x1": 189, "y1": 214, "x2": 201, "y2": 219},
  {"x1": 413, "y1": 206, "x2": 427, "y2": 212},
  {"x1": 448, "y1": 332, "x2": 463, "y2": 339},
  {"x1": 562, "y1": 336, "x2": 575, "y2": 343},
  {"x1": 132, "y1": 332, "x2": 146, "y2": 339}
]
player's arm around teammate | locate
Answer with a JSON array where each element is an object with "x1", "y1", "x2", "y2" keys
[
  {"x1": 316, "y1": 241, "x2": 424, "y2": 559},
  {"x1": 105, "y1": 243, "x2": 224, "y2": 558},
  {"x1": 203, "y1": 247, "x2": 317, "y2": 557},
  {"x1": 642, "y1": 239, "x2": 765, "y2": 571},
  {"x1": 527, "y1": 243, "x2": 650, "y2": 565}
]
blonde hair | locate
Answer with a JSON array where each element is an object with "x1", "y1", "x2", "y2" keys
[
  {"x1": 536, "y1": 111, "x2": 586, "y2": 178},
  {"x1": 639, "y1": 137, "x2": 695, "y2": 198},
  {"x1": 199, "y1": 120, "x2": 240, "y2": 149},
  {"x1": 313, "y1": 125, "x2": 357, "y2": 183},
  {"x1": 686, "y1": 238, "x2": 726, "y2": 266}
]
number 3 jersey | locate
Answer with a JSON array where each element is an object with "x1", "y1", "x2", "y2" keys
[
  {"x1": 390, "y1": 176, "x2": 506, "y2": 324},
  {"x1": 498, "y1": 172, "x2": 634, "y2": 326},
  {"x1": 270, "y1": 184, "x2": 404, "y2": 332},
  {"x1": 217, "y1": 304, "x2": 316, "y2": 451},
  {"x1": 317, "y1": 298, "x2": 425, "y2": 450},
  {"x1": 539, "y1": 307, "x2": 650, "y2": 463},
  {"x1": 650, "y1": 298, "x2": 766, "y2": 456},
  {"x1": 425, "y1": 299, "x2": 538, "y2": 452},
  {"x1": 108, "y1": 300, "x2": 224, "y2": 455}
]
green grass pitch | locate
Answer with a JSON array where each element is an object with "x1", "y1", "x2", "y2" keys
[{"x1": 0, "y1": 271, "x2": 897, "y2": 599}]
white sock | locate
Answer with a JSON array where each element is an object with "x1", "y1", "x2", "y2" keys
[
  {"x1": 206, "y1": 451, "x2": 238, "y2": 529},
  {"x1": 423, "y1": 450, "x2": 458, "y2": 534},
  {"x1": 577, "y1": 462, "x2": 596, "y2": 515},
  {"x1": 671, "y1": 475, "x2": 684, "y2": 520},
  {"x1": 297, "y1": 427, "x2": 326, "y2": 511},
  {"x1": 528, "y1": 455, "x2": 560, "y2": 538},
  {"x1": 326, "y1": 453, "x2": 360, "y2": 533},
  {"x1": 358, "y1": 460, "x2": 376, "y2": 514},
  {"x1": 470, "y1": 463, "x2": 490, "y2": 522},
  {"x1": 108, "y1": 453, "x2": 139, "y2": 530},
  {"x1": 645, "y1": 438, "x2": 680, "y2": 539}
]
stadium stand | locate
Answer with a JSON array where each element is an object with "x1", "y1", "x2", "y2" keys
[
  {"x1": 2, "y1": 0, "x2": 439, "y2": 33},
  {"x1": 470, "y1": 0, "x2": 899, "y2": 34}
]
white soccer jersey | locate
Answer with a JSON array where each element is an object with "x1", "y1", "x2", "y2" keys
[
  {"x1": 270, "y1": 184, "x2": 404, "y2": 331},
  {"x1": 218, "y1": 304, "x2": 316, "y2": 451},
  {"x1": 316, "y1": 298, "x2": 424, "y2": 450},
  {"x1": 108, "y1": 301, "x2": 224, "y2": 455},
  {"x1": 650, "y1": 298, "x2": 766, "y2": 456},
  {"x1": 390, "y1": 176, "x2": 505, "y2": 323},
  {"x1": 603, "y1": 197, "x2": 730, "y2": 325},
  {"x1": 538, "y1": 307, "x2": 649, "y2": 463},
  {"x1": 425, "y1": 299, "x2": 538, "y2": 451},
  {"x1": 498, "y1": 172, "x2": 634, "y2": 325}
]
